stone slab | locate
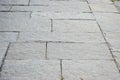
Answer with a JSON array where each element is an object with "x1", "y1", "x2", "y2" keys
[
  {"x1": 90, "y1": 4, "x2": 118, "y2": 12},
  {"x1": 62, "y1": 60, "x2": 120, "y2": 80},
  {"x1": 0, "y1": 12, "x2": 51, "y2": 31},
  {"x1": 0, "y1": 32, "x2": 18, "y2": 42},
  {"x1": 113, "y1": 52, "x2": 120, "y2": 71},
  {"x1": 11, "y1": 4, "x2": 91, "y2": 12},
  {"x1": 0, "y1": 0, "x2": 29, "y2": 5},
  {"x1": 47, "y1": 42, "x2": 112, "y2": 60},
  {"x1": 0, "y1": 6, "x2": 11, "y2": 11},
  {"x1": 6, "y1": 42, "x2": 46, "y2": 60},
  {"x1": 53, "y1": 20, "x2": 100, "y2": 32},
  {"x1": 32, "y1": 12, "x2": 95, "y2": 20},
  {"x1": 87, "y1": 0, "x2": 112, "y2": 3},
  {"x1": 94, "y1": 12, "x2": 120, "y2": 32},
  {"x1": 18, "y1": 32, "x2": 105, "y2": 42},
  {"x1": 0, "y1": 60, "x2": 61, "y2": 80},
  {"x1": 0, "y1": 42, "x2": 9, "y2": 68},
  {"x1": 104, "y1": 32, "x2": 120, "y2": 51}
]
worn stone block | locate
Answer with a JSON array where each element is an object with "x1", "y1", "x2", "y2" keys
[
  {"x1": 94, "y1": 12, "x2": 120, "y2": 32},
  {"x1": 90, "y1": 4, "x2": 118, "y2": 12},
  {"x1": 47, "y1": 42, "x2": 112, "y2": 60},
  {"x1": 87, "y1": 0, "x2": 112, "y2": 3},
  {"x1": 18, "y1": 32, "x2": 104, "y2": 42},
  {"x1": 0, "y1": 6, "x2": 11, "y2": 11},
  {"x1": 62, "y1": 60, "x2": 120, "y2": 80},
  {"x1": 6, "y1": 42, "x2": 46, "y2": 60},
  {"x1": 1, "y1": 60, "x2": 61, "y2": 80},
  {"x1": 0, "y1": 32, "x2": 18, "y2": 42},
  {"x1": 53, "y1": 20, "x2": 100, "y2": 32}
]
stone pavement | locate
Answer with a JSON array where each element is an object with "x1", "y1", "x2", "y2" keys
[{"x1": 0, "y1": 0, "x2": 120, "y2": 80}]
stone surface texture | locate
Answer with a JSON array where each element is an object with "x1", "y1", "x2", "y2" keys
[{"x1": 0, "y1": 0, "x2": 120, "y2": 80}]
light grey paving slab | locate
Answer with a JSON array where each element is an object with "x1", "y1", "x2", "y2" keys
[
  {"x1": 0, "y1": 12, "x2": 51, "y2": 31},
  {"x1": 6, "y1": 42, "x2": 46, "y2": 60},
  {"x1": 30, "y1": 0, "x2": 88, "y2": 6},
  {"x1": 47, "y1": 42, "x2": 112, "y2": 60},
  {"x1": 0, "y1": 42, "x2": 9, "y2": 68},
  {"x1": 113, "y1": 52, "x2": 120, "y2": 70},
  {"x1": 0, "y1": 6, "x2": 11, "y2": 11},
  {"x1": 90, "y1": 4, "x2": 118, "y2": 12},
  {"x1": 94, "y1": 12, "x2": 120, "y2": 32},
  {"x1": 87, "y1": 0, "x2": 112, "y2": 3},
  {"x1": 32, "y1": 12, "x2": 95, "y2": 20},
  {"x1": 104, "y1": 32, "x2": 120, "y2": 51},
  {"x1": 0, "y1": 60, "x2": 61, "y2": 80},
  {"x1": 18, "y1": 32, "x2": 104, "y2": 42},
  {"x1": 53, "y1": 20, "x2": 100, "y2": 32},
  {"x1": 62, "y1": 60, "x2": 120, "y2": 80},
  {"x1": 11, "y1": 4, "x2": 91, "y2": 12},
  {"x1": 0, "y1": 0, "x2": 29, "y2": 5},
  {"x1": 0, "y1": 32, "x2": 18, "y2": 42}
]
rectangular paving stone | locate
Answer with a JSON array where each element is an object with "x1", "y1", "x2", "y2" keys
[
  {"x1": 18, "y1": 32, "x2": 105, "y2": 42},
  {"x1": 0, "y1": 60, "x2": 61, "y2": 80},
  {"x1": 113, "y1": 52, "x2": 120, "y2": 71},
  {"x1": 0, "y1": 32, "x2": 18, "y2": 42},
  {"x1": 94, "y1": 12, "x2": 120, "y2": 32},
  {"x1": 87, "y1": 0, "x2": 112, "y2": 3},
  {"x1": 90, "y1": 4, "x2": 118, "y2": 12},
  {"x1": 32, "y1": 12, "x2": 95, "y2": 20},
  {"x1": 0, "y1": 42, "x2": 9, "y2": 68},
  {"x1": 6, "y1": 42, "x2": 46, "y2": 60},
  {"x1": 0, "y1": 6, "x2": 11, "y2": 11},
  {"x1": 53, "y1": 20, "x2": 100, "y2": 32},
  {"x1": 105, "y1": 32, "x2": 120, "y2": 51},
  {"x1": 0, "y1": 12, "x2": 51, "y2": 31},
  {"x1": 0, "y1": 0, "x2": 29, "y2": 5},
  {"x1": 30, "y1": 0, "x2": 88, "y2": 6},
  {"x1": 47, "y1": 42, "x2": 112, "y2": 60},
  {"x1": 11, "y1": 4, "x2": 91, "y2": 12},
  {"x1": 62, "y1": 60, "x2": 120, "y2": 80}
]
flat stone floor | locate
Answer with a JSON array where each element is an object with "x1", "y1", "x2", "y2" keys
[{"x1": 0, "y1": 0, "x2": 120, "y2": 80}]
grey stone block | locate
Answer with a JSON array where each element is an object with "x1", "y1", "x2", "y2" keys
[
  {"x1": 0, "y1": 42, "x2": 9, "y2": 68},
  {"x1": 53, "y1": 20, "x2": 100, "y2": 32},
  {"x1": 0, "y1": 6, "x2": 11, "y2": 11},
  {"x1": 6, "y1": 42, "x2": 46, "y2": 60},
  {"x1": 0, "y1": 0, "x2": 29, "y2": 5},
  {"x1": 32, "y1": 12, "x2": 95, "y2": 20},
  {"x1": 87, "y1": 0, "x2": 112, "y2": 3},
  {"x1": 47, "y1": 42, "x2": 112, "y2": 60},
  {"x1": 62, "y1": 60, "x2": 120, "y2": 80},
  {"x1": 90, "y1": 4, "x2": 118, "y2": 12},
  {"x1": 1, "y1": 60, "x2": 61, "y2": 80},
  {"x1": 94, "y1": 12, "x2": 120, "y2": 32},
  {"x1": 0, "y1": 12, "x2": 51, "y2": 31},
  {"x1": 18, "y1": 32, "x2": 105, "y2": 42},
  {"x1": 0, "y1": 32, "x2": 18, "y2": 42}
]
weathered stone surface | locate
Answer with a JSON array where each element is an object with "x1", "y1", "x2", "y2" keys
[
  {"x1": 11, "y1": 4, "x2": 91, "y2": 12},
  {"x1": 0, "y1": 42, "x2": 9, "y2": 68},
  {"x1": 30, "y1": 0, "x2": 87, "y2": 6},
  {"x1": 32, "y1": 12, "x2": 95, "y2": 20},
  {"x1": 113, "y1": 52, "x2": 120, "y2": 70},
  {"x1": 104, "y1": 32, "x2": 120, "y2": 51},
  {"x1": 6, "y1": 42, "x2": 46, "y2": 60},
  {"x1": 53, "y1": 20, "x2": 100, "y2": 32},
  {"x1": 87, "y1": 0, "x2": 112, "y2": 3},
  {"x1": 47, "y1": 42, "x2": 112, "y2": 60},
  {"x1": 0, "y1": 6, "x2": 11, "y2": 11},
  {"x1": 90, "y1": 4, "x2": 118, "y2": 12},
  {"x1": 62, "y1": 60, "x2": 120, "y2": 80},
  {"x1": 18, "y1": 32, "x2": 104, "y2": 42},
  {"x1": 0, "y1": 60, "x2": 61, "y2": 80},
  {"x1": 0, "y1": 32, "x2": 18, "y2": 42},
  {"x1": 94, "y1": 12, "x2": 120, "y2": 32},
  {"x1": 0, "y1": 0, "x2": 29, "y2": 5},
  {"x1": 0, "y1": 12, "x2": 51, "y2": 31}
]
